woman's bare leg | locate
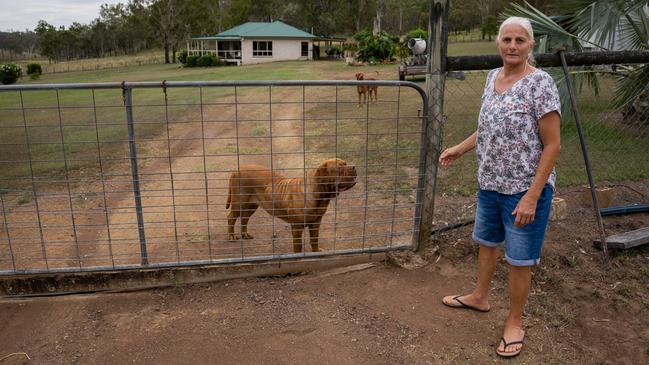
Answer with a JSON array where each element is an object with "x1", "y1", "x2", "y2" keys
[
  {"x1": 443, "y1": 245, "x2": 499, "y2": 310},
  {"x1": 497, "y1": 265, "x2": 530, "y2": 354}
]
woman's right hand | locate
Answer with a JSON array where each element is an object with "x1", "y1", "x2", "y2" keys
[{"x1": 439, "y1": 145, "x2": 464, "y2": 166}]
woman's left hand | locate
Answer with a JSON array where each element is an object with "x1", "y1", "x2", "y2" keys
[{"x1": 512, "y1": 193, "x2": 538, "y2": 227}]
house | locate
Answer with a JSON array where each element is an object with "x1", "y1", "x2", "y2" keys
[{"x1": 187, "y1": 21, "x2": 316, "y2": 65}]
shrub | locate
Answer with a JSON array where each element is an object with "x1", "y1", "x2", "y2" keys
[
  {"x1": 177, "y1": 49, "x2": 188, "y2": 64},
  {"x1": 196, "y1": 54, "x2": 215, "y2": 67},
  {"x1": 405, "y1": 28, "x2": 428, "y2": 43},
  {"x1": 353, "y1": 30, "x2": 395, "y2": 63},
  {"x1": 325, "y1": 45, "x2": 342, "y2": 56},
  {"x1": 26, "y1": 63, "x2": 42, "y2": 80},
  {"x1": 213, "y1": 57, "x2": 226, "y2": 67},
  {"x1": 394, "y1": 43, "x2": 411, "y2": 62},
  {"x1": 0, "y1": 63, "x2": 22, "y2": 85},
  {"x1": 185, "y1": 55, "x2": 199, "y2": 67},
  {"x1": 343, "y1": 42, "x2": 358, "y2": 52}
]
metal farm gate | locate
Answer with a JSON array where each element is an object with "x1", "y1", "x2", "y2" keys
[{"x1": 0, "y1": 80, "x2": 431, "y2": 275}]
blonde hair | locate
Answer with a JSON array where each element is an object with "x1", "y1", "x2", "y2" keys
[{"x1": 497, "y1": 16, "x2": 535, "y2": 65}]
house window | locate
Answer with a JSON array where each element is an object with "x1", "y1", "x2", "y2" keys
[
  {"x1": 253, "y1": 41, "x2": 273, "y2": 57},
  {"x1": 301, "y1": 42, "x2": 309, "y2": 57}
]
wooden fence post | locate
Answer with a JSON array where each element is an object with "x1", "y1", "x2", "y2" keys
[{"x1": 416, "y1": 0, "x2": 448, "y2": 252}]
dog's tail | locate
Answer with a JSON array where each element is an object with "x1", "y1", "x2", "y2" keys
[{"x1": 374, "y1": 70, "x2": 379, "y2": 76}]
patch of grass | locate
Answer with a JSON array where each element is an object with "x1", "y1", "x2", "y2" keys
[
  {"x1": 640, "y1": 266, "x2": 649, "y2": 279},
  {"x1": 448, "y1": 41, "x2": 499, "y2": 56},
  {"x1": 564, "y1": 255, "x2": 579, "y2": 268},
  {"x1": 548, "y1": 302, "x2": 575, "y2": 329},
  {"x1": 226, "y1": 146, "x2": 262, "y2": 155},
  {"x1": 167, "y1": 271, "x2": 185, "y2": 295},
  {"x1": 557, "y1": 117, "x2": 649, "y2": 186},
  {"x1": 184, "y1": 231, "x2": 209, "y2": 243},
  {"x1": 529, "y1": 288, "x2": 576, "y2": 330},
  {"x1": 252, "y1": 123, "x2": 268, "y2": 136},
  {"x1": 16, "y1": 192, "x2": 32, "y2": 205}
]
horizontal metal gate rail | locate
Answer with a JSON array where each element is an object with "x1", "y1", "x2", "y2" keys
[{"x1": 0, "y1": 80, "x2": 429, "y2": 275}]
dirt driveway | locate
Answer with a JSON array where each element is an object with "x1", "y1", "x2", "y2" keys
[{"x1": 2, "y1": 187, "x2": 649, "y2": 364}]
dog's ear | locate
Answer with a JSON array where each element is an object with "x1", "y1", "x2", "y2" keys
[
  {"x1": 310, "y1": 159, "x2": 331, "y2": 178},
  {"x1": 355, "y1": 72, "x2": 364, "y2": 80}
]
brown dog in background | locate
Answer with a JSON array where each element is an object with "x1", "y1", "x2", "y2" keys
[
  {"x1": 355, "y1": 71, "x2": 379, "y2": 107},
  {"x1": 226, "y1": 159, "x2": 357, "y2": 253}
]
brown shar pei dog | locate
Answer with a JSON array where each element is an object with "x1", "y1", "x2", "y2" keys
[
  {"x1": 355, "y1": 71, "x2": 379, "y2": 107},
  {"x1": 226, "y1": 158, "x2": 357, "y2": 253}
]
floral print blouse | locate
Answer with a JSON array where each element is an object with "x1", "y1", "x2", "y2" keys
[{"x1": 476, "y1": 68, "x2": 561, "y2": 194}]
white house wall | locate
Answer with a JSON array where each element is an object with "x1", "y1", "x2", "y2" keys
[{"x1": 241, "y1": 39, "x2": 312, "y2": 65}]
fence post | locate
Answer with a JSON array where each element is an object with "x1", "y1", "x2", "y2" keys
[
  {"x1": 123, "y1": 85, "x2": 149, "y2": 266},
  {"x1": 416, "y1": 0, "x2": 448, "y2": 252}
]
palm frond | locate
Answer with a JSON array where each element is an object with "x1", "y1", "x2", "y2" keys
[
  {"x1": 504, "y1": 0, "x2": 649, "y2": 121},
  {"x1": 618, "y1": 6, "x2": 649, "y2": 50},
  {"x1": 502, "y1": 1, "x2": 596, "y2": 52},
  {"x1": 502, "y1": 2, "x2": 574, "y2": 39},
  {"x1": 613, "y1": 63, "x2": 649, "y2": 109},
  {"x1": 563, "y1": 0, "x2": 649, "y2": 51}
]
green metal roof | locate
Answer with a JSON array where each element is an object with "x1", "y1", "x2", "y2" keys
[{"x1": 215, "y1": 21, "x2": 315, "y2": 39}]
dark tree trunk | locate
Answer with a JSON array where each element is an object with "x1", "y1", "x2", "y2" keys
[{"x1": 164, "y1": 34, "x2": 170, "y2": 64}]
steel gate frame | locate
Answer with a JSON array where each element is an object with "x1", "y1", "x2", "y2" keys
[{"x1": 0, "y1": 80, "x2": 431, "y2": 275}]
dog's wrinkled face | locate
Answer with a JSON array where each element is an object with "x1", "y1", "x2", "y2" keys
[
  {"x1": 317, "y1": 158, "x2": 357, "y2": 192},
  {"x1": 355, "y1": 72, "x2": 365, "y2": 80}
]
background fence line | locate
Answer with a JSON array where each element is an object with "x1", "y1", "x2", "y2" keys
[{"x1": 12, "y1": 54, "x2": 166, "y2": 75}]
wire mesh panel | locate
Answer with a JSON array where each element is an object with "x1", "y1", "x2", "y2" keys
[
  {"x1": 436, "y1": 66, "x2": 649, "y2": 229},
  {"x1": 0, "y1": 81, "x2": 428, "y2": 274}
]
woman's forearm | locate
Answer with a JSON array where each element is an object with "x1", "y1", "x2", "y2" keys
[
  {"x1": 528, "y1": 143, "x2": 560, "y2": 199},
  {"x1": 458, "y1": 131, "x2": 478, "y2": 155}
]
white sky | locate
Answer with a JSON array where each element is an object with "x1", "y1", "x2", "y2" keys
[{"x1": 0, "y1": 0, "x2": 123, "y2": 32}]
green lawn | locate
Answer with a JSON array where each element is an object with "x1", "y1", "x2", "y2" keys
[{"x1": 448, "y1": 41, "x2": 499, "y2": 56}]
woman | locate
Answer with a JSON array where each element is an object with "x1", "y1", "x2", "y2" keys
[{"x1": 439, "y1": 16, "x2": 561, "y2": 358}]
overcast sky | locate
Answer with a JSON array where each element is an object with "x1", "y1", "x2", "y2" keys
[{"x1": 0, "y1": 0, "x2": 123, "y2": 32}]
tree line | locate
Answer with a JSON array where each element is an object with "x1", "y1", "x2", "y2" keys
[{"x1": 0, "y1": 0, "x2": 563, "y2": 63}]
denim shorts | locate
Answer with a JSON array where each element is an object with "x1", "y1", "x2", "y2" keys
[{"x1": 472, "y1": 184, "x2": 553, "y2": 266}]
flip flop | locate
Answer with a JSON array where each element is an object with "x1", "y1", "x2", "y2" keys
[
  {"x1": 496, "y1": 335, "x2": 525, "y2": 358},
  {"x1": 442, "y1": 295, "x2": 490, "y2": 312}
]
